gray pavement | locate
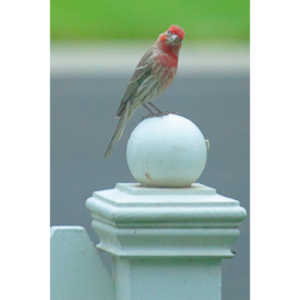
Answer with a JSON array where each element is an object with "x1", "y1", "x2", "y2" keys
[
  {"x1": 51, "y1": 43, "x2": 249, "y2": 75},
  {"x1": 51, "y1": 70, "x2": 249, "y2": 300}
]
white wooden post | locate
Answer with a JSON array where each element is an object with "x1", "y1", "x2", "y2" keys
[
  {"x1": 86, "y1": 114, "x2": 247, "y2": 300},
  {"x1": 86, "y1": 183, "x2": 246, "y2": 300}
]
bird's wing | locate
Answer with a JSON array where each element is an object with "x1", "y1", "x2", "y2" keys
[{"x1": 116, "y1": 48, "x2": 156, "y2": 117}]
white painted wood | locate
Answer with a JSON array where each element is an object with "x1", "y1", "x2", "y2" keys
[
  {"x1": 51, "y1": 226, "x2": 114, "y2": 300},
  {"x1": 114, "y1": 257, "x2": 222, "y2": 300},
  {"x1": 126, "y1": 114, "x2": 207, "y2": 187},
  {"x1": 86, "y1": 183, "x2": 247, "y2": 300}
]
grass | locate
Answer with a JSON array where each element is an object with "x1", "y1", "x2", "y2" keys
[{"x1": 51, "y1": 0, "x2": 249, "y2": 42}]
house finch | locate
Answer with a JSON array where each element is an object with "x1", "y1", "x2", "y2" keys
[{"x1": 104, "y1": 25, "x2": 185, "y2": 158}]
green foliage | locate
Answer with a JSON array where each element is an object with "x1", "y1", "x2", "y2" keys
[{"x1": 51, "y1": 0, "x2": 249, "y2": 42}]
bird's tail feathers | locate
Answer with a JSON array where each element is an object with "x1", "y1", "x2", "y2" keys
[{"x1": 104, "y1": 103, "x2": 130, "y2": 158}]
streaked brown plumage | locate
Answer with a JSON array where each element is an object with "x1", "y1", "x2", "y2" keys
[{"x1": 105, "y1": 25, "x2": 185, "y2": 157}]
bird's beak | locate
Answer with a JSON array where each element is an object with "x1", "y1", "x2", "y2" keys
[{"x1": 170, "y1": 34, "x2": 180, "y2": 44}]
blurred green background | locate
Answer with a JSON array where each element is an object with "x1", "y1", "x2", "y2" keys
[{"x1": 51, "y1": 0, "x2": 249, "y2": 42}]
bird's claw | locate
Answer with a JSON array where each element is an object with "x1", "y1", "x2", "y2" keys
[
  {"x1": 141, "y1": 112, "x2": 170, "y2": 120},
  {"x1": 154, "y1": 111, "x2": 170, "y2": 117},
  {"x1": 141, "y1": 113, "x2": 155, "y2": 121}
]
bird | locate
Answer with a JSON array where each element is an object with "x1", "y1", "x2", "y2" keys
[{"x1": 104, "y1": 25, "x2": 185, "y2": 158}]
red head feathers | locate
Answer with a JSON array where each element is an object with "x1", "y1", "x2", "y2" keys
[
  {"x1": 167, "y1": 25, "x2": 185, "y2": 40},
  {"x1": 158, "y1": 25, "x2": 185, "y2": 55}
]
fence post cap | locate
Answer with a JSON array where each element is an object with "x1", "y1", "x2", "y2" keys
[{"x1": 126, "y1": 114, "x2": 207, "y2": 187}]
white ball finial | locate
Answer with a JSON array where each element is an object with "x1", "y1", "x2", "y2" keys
[{"x1": 126, "y1": 114, "x2": 207, "y2": 187}]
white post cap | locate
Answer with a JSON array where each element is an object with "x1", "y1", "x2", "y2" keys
[{"x1": 126, "y1": 114, "x2": 207, "y2": 187}]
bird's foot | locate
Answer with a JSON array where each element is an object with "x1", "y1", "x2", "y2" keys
[
  {"x1": 141, "y1": 113, "x2": 155, "y2": 121},
  {"x1": 153, "y1": 111, "x2": 171, "y2": 117},
  {"x1": 141, "y1": 111, "x2": 177, "y2": 120}
]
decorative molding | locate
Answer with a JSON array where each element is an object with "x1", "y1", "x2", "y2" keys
[{"x1": 86, "y1": 183, "x2": 246, "y2": 258}]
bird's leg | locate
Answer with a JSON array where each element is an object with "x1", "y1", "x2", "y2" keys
[
  {"x1": 143, "y1": 103, "x2": 154, "y2": 116},
  {"x1": 148, "y1": 102, "x2": 170, "y2": 116},
  {"x1": 143, "y1": 103, "x2": 155, "y2": 114},
  {"x1": 148, "y1": 102, "x2": 163, "y2": 114},
  {"x1": 141, "y1": 104, "x2": 155, "y2": 120}
]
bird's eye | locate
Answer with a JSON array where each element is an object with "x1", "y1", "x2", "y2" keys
[{"x1": 167, "y1": 30, "x2": 171, "y2": 35}]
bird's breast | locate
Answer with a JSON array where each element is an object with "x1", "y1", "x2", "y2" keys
[
  {"x1": 151, "y1": 61, "x2": 177, "y2": 92},
  {"x1": 155, "y1": 52, "x2": 178, "y2": 68}
]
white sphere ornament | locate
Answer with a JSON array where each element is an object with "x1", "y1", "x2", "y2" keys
[{"x1": 126, "y1": 114, "x2": 208, "y2": 187}]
